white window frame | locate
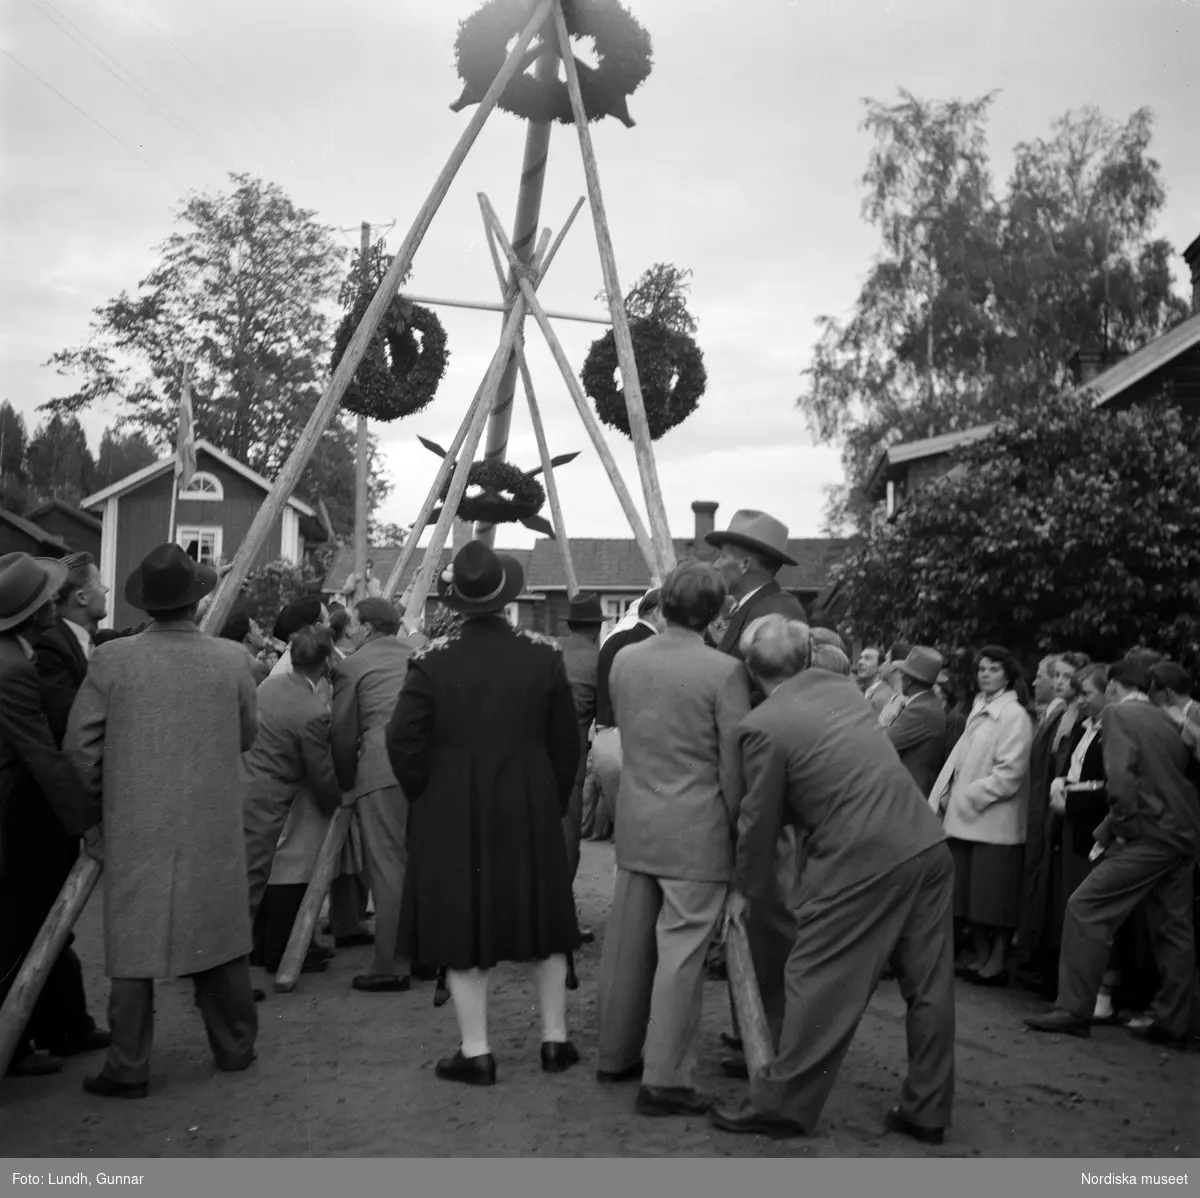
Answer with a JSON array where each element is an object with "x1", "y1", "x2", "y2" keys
[
  {"x1": 176, "y1": 525, "x2": 223, "y2": 566},
  {"x1": 600, "y1": 595, "x2": 637, "y2": 640},
  {"x1": 177, "y1": 471, "x2": 223, "y2": 501}
]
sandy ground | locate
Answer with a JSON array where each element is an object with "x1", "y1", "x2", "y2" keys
[{"x1": 3, "y1": 840, "x2": 1196, "y2": 1159}]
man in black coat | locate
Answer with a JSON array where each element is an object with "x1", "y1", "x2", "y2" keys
[
  {"x1": 885, "y1": 647, "x2": 948, "y2": 798},
  {"x1": 704, "y1": 510, "x2": 806, "y2": 1065},
  {"x1": 0, "y1": 553, "x2": 101, "y2": 1077}
]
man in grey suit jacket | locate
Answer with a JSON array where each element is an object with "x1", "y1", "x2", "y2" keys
[
  {"x1": 885, "y1": 647, "x2": 948, "y2": 798},
  {"x1": 709, "y1": 616, "x2": 954, "y2": 1144},
  {"x1": 597, "y1": 563, "x2": 751, "y2": 1118},
  {"x1": 331, "y1": 598, "x2": 416, "y2": 993}
]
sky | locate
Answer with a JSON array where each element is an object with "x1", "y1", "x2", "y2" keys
[{"x1": 1, "y1": 0, "x2": 1197, "y2": 548}]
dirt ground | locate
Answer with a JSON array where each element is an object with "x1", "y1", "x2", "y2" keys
[{"x1": 3, "y1": 840, "x2": 1196, "y2": 1159}]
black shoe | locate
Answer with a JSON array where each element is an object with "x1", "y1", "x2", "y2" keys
[
  {"x1": 566, "y1": 965, "x2": 580, "y2": 991},
  {"x1": 720, "y1": 1032, "x2": 743, "y2": 1052},
  {"x1": 885, "y1": 1106, "x2": 945, "y2": 1145},
  {"x1": 334, "y1": 932, "x2": 374, "y2": 948},
  {"x1": 1129, "y1": 1022, "x2": 1189, "y2": 1050},
  {"x1": 308, "y1": 943, "x2": 335, "y2": 963},
  {"x1": 83, "y1": 1073, "x2": 148, "y2": 1100},
  {"x1": 1024, "y1": 1010, "x2": 1091, "y2": 1038},
  {"x1": 719, "y1": 1055, "x2": 749, "y2": 1080},
  {"x1": 708, "y1": 1099, "x2": 805, "y2": 1139},
  {"x1": 541, "y1": 1041, "x2": 581, "y2": 1073},
  {"x1": 54, "y1": 1027, "x2": 111, "y2": 1056},
  {"x1": 635, "y1": 1085, "x2": 714, "y2": 1117},
  {"x1": 7, "y1": 1051, "x2": 62, "y2": 1078},
  {"x1": 597, "y1": 1059, "x2": 643, "y2": 1083},
  {"x1": 578, "y1": 926, "x2": 595, "y2": 945},
  {"x1": 352, "y1": 974, "x2": 411, "y2": 993},
  {"x1": 435, "y1": 1049, "x2": 496, "y2": 1087},
  {"x1": 966, "y1": 969, "x2": 1009, "y2": 989}
]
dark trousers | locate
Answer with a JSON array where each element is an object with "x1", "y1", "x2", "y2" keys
[
  {"x1": 242, "y1": 783, "x2": 292, "y2": 923},
  {"x1": 752, "y1": 844, "x2": 956, "y2": 1133},
  {"x1": 328, "y1": 873, "x2": 370, "y2": 938},
  {"x1": 0, "y1": 878, "x2": 96, "y2": 1060},
  {"x1": 252, "y1": 884, "x2": 307, "y2": 974},
  {"x1": 102, "y1": 956, "x2": 258, "y2": 1085},
  {"x1": 1056, "y1": 840, "x2": 1196, "y2": 1036}
]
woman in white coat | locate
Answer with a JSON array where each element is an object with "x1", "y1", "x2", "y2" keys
[{"x1": 929, "y1": 645, "x2": 1033, "y2": 986}]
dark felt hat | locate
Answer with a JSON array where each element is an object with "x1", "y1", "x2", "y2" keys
[
  {"x1": 123, "y1": 543, "x2": 217, "y2": 614},
  {"x1": 565, "y1": 593, "x2": 604, "y2": 624},
  {"x1": 437, "y1": 541, "x2": 523, "y2": 615}
]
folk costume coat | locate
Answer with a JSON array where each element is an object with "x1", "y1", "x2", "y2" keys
[
  {"x1": 385, "y1": 617, "x2": 582, "y2": 970},
  {"x1": 65, "y1": 621, "x2": 258, "y2": 978}
]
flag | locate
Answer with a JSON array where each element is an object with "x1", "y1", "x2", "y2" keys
[{"x1": 175, "y1": 365, "x2": 197, "y2": 492}]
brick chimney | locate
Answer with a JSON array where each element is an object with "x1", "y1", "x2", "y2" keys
[
  {"x1": 1184, "y1": 234, "x2": 1200, "y2": 315},
  {"x1": 691, "y1": 500, "x2": 718, "y2": 561},
  {"x1": 452, "y1": 517, "x2": 473, "y2": 550}
]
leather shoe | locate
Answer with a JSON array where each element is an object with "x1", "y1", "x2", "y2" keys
[
  {"x1": 435, "y1": 1049, "x2": 496, "y2": 1086},
  {"x1": 708, "y1": 1099, "x2": 805, "y2": 1139},
  {"x1": 1129, "y1": 1022, "x2": 1188, "y2": 1050},
  {"x1": 635, "y1": 1085, "x2": 714, "y2": 1117},
  {"x1": 352, "y1": 974, "x2": 411, "y2": 993},
  {"x1": 566, "y1": 965, "x2": 580, "y2": 991},
  {"x1": 1024, "y1": 1010, "x2": 1091, "y2": 1038},
  {"x1": 334, "y1": 932, "x2": 374, "y2": 948},
  {"x1": 541, "y1": 1040, "x2": 581, "y2": 1073},
  {"x1": 597, "y1": 1059, "x2": 643, "y2": 1083},
  {"x1": 719, "y1": 1055, "x2": 749, "y2": 1079},
  {"x1": 7, "y1": 1051, "x2": 62, "y2": 1077},
  {"x1": 884, "y1": 1106, "x2": 945, "y2": 1145},
  {"x1": 83, "y1": 1073, "x2": 148, "y2": 1100},
  {"x1": 578, "y1": 926, "x2": 595, "y2": 945}
]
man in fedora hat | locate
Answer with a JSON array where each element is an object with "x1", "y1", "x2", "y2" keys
[
  {"x1": 0, "y1": 552, "x2": 100, "y2": 1078},
  {"x1": 885, "y1": 647, "x2": 949, "y2": 799},
  {"x1": 65, "y1": 543, "x2": 259, "y2": 1098},
  {"x1": 557, "y1": 593, "x2": 604, "y2": 947},
  {"x1": 704, "y1": 511, "x2": 807, "y2": 1063}
]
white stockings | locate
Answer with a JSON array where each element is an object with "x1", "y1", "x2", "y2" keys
[{"x1": 445, "y1": 955, "x2": 569, "y2": 1055}]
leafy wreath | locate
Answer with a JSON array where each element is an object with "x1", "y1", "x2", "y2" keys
[
  {"x1": 420, "y1": 437, "x2": 579, "y2": 534},
  {"x1": 330, "y1": 297, "x2": 448, "y2": 422},
  {"x1": 582, "y1": 317, "x2": 707, "y2": 440},
  {"x1": 450, "y1": 0, "x2": 653, "y2": 129}
]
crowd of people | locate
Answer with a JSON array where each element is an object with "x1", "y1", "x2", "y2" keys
[{"x1": 0, "y1": 501, "x2": 1196, "y2": 1146}]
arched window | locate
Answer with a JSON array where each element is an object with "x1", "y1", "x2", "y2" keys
[{"x1": 178, "y1": 471, "x2": 223, "y2": 501}]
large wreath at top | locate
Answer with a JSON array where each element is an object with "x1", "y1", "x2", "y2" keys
[
  {"x1": 582, "y1": 317, "x2": 707, "y2": 440},
  {"x1": 450, "y1": 0, "x2": 653, "y2": 128},
  {"x1": 330, "y1": 296, "x2": 449, "y2": 422}
]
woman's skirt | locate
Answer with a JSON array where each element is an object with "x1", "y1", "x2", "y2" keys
[{"x1": 949, "y1": 838, "x2": 1024, "y2": 929}]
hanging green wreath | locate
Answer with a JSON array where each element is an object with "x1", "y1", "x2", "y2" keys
[
  {"x1": 330, "y1": 297, "x2": 449, "y2": 422},
  {"x1": 450, "y1": 0, "x2": 653, "y2": 128},
  {"x1": 582, "y1": 317, "x2": 707, "y2": 440},
  {"x1": 444, "y1": 460, "x2": 545, "y2": 524}
]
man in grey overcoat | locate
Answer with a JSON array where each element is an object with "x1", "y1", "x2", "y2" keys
[
  {"x1": 65, "y1": 543, "x2": 259, "y2": 1099},
  {"x1": 596, "y1": 562, "x2": 751, "y2": 1118}
]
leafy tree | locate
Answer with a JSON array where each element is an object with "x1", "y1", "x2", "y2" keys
[
  {"x1": 799, "y1": 94, "x2": 1189, "y2": 531},
  {"x1": 0, "y1": 402, "x2": 28, "y2": 512},
  {"x1": 240, "y1": 557, "x2": 328, "y2": 637},
  {"x1": 596, "y1": 263, "x2": 698, "y2": 335},
  {"x1": 43, "y1": 173, "x2": 390, "y2": 532},
  {"x1": 832, "y1": 390, "x2": 1200, "y2": 671},
  {"x1": 93, "y1": 428, "x2": 158, "y2": 489},
  {"x1": 369, "y1": 522, "x2": 410, "y2": 548},
  {"x1": 26, "y1": 415, "x2": 95, "y2": 506}
]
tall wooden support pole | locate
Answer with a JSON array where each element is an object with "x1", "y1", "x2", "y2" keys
[
  {"x1": 353, "y1": 222, "x2": 371, "y2": 603},
  {"x1": 474, "y1": 44, "x2": 559, "y2": 548},
  {"x1": 725, "y1": 918, "x2": 774, "y2": 1079},
  {"x1": 480, "y1": 195, "x2": 659, "y2": 582},
  {"x1": 195, "y1": 0, "x2": 554, "y2": 638},
  {"x1": 551, "y1": 1, "x2": 675, "y2": 578},
  {"x1": 166, "y1": 361, "x2": 191, "y2": 547}
]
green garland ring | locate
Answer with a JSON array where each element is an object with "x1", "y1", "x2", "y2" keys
[
  {"x1": 451, "y1": 0, "x2": 653, "y2": 129},
  {"x1": 443, "y1": 459, "x2": 546, "y2": 525},
  {"x1": 582, "y1": 317, "x2": 707, "y2": 441},
  {"x1": 330, "y1": 297, "x2": 448, "y2": 422}
]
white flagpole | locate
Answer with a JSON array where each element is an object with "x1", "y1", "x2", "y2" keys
[{"x1": 168, "y1": 362, "x2": 192, "y2": 546}]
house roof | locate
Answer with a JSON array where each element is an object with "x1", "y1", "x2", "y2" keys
[
  {"x1": 81, "y1": 440, "x2": 316, "y2": 517},
  {"x1": 865, "y1": 424, "x2": 996, "y2": 500},
  {"x1": 26, "y1": 499, "x2": 103, "y2": 533},
  {"x1": 0, "y1": 506, "x2": 72, "y2": 553},
  {"x1": 322, "y1": 536, "x2": 850, "y2": 597},
  {"x1": 1089, "y1": 310, "x2": 1200, "y2": 407}
]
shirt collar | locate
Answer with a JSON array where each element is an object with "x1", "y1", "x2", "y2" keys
[
  {"x1": 1118, "y1": 691, "x2": 1150, "y2": 705},
  {"x1": 733, "y1": 584, "x2": 767, "y2": 612}
]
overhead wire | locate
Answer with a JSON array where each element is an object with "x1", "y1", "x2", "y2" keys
[{"x1": 0, "y1": 46, "x2": 182, "y2": 190}]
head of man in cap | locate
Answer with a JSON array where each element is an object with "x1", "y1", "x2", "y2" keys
[{"x1": 705, "y1": 509, "x2": 798, "y2": 604}]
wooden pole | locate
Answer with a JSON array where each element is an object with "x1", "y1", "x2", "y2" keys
[
  {"x1": 0, "y1": 853, "x2": 101, "y2": 1076},
  {"x1": 273, "y1": 807, "x2": 354, "y2": 993},
  {"x1": 724, "y1": 916, "x2": 774, "y2": 1079},
  {"x1": 517, "y1": 339, "x2": 579, "y2": 597},
  {"x1": 397, "y1": 292, "x2": 608, "y2": 325},
  {"x1": 550, "y1": 0, "x2": 676, "y2": 577},
  {"x1": 479, "y1": 194, "x2": 661, "y2": 582},
  {"x1": 475, "y1": 44, "x2": 560, "y2": 549},
  {"x1": 166, "y1": 361, "x2": 191, "y2": 547},
  {"x1": 196, "y1": 0, "x2": 555, "y2": 638},
  {"x1": 353, "y1": 222, "x2": 372, "y2": 604}
]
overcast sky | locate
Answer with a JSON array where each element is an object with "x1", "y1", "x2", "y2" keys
[{"x1": 2, "y1": 0, "x2": 1197, "y2": 547}]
